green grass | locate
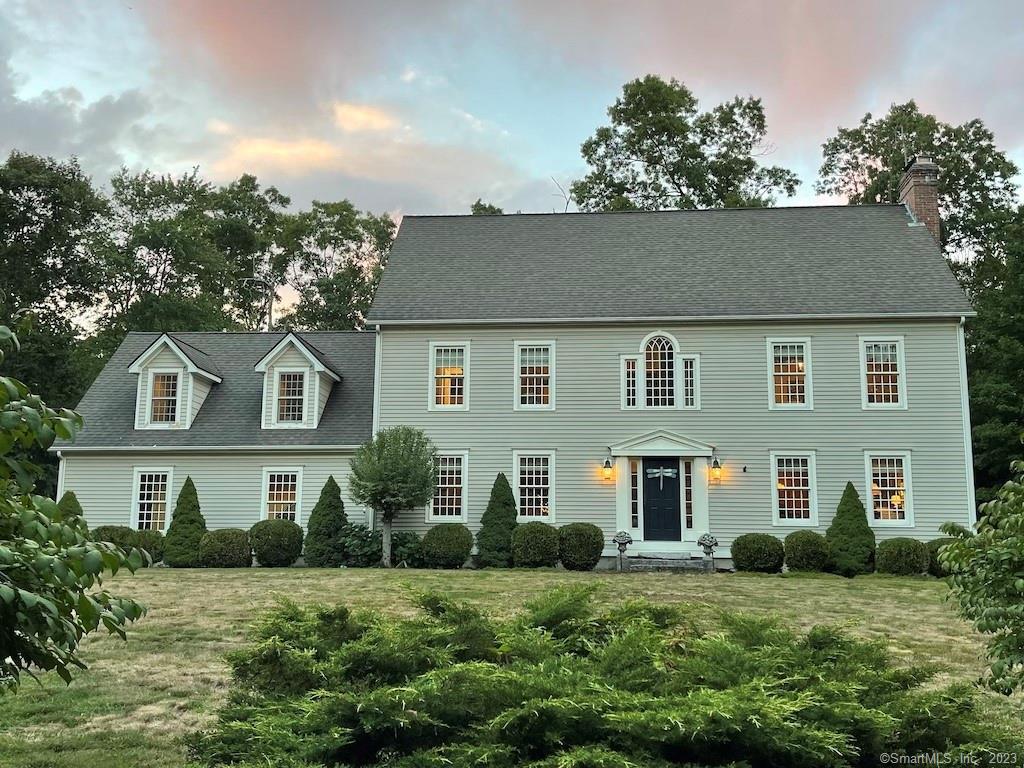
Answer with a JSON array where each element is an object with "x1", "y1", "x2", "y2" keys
[{"x1": 1, "y1": 568, "x2": 1022, "y2": 766}]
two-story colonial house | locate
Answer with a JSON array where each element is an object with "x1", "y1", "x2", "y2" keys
[{"x1": 56, "y1": 157, "x2": 976, "y2": 560}]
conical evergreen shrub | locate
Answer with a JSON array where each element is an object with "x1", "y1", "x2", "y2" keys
[
  {"x1": 164, "y1": 476, "x2": 207, "y2": 568},
  {"x1": 57, "y1": 490, "x2": 85, "y2": 525},
  {"x1": 475, "y1": 473, "x2": 518, "y2": 567},
  {"x1": 304, "y1": 475, "x2": 348, "y2": 567},
  {"x1": 826, "y1": 482, "x2": 876, "y2": 577}
]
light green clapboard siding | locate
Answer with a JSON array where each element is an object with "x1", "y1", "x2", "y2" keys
[
  {"x1": 60, "y1": 452, "x2": 367, "y2": 532},
  {"x1": 135, "y1": 347, "x2": 188, "y2": 429},
  {"x1": 376, "y1": 320, "x2": 972, "y2": 545},
  {"x1": 262, "y1": 345, "x2": 316, "y2": 428}
]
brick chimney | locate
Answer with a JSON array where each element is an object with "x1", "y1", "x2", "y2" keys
[{"x1": 898, "y1": 155, "x2": 941, "y2": 243}]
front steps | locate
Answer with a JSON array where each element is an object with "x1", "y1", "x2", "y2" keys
[{"x1": 623, "y1": 556, "x2": 715, "y2": 572}]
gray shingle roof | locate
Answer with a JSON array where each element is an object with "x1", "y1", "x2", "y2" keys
[
  {"x1": 367, "y1": 205, "x2": 973, "y2": 324},
  {"x1": 58, "y1": 331, "x2": 374, "y2": 450},
  {"x1": 166, "y1": 334, "x2": 222, "y2": 378}
]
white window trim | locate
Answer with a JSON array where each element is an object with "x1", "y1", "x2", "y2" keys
[
  {"x1": 620, "y1": 331, "x2": 700, "y2": 411},
  {"x1": 261, "y1": 466, "x2": 304, "y2": 526},
  {"x1": 425, "y1": 450, "x2": 469, "y2": 522},
  {"x1": 864, "y1": 450, "x2": 914, "y2": 528},
  {"x1": 766, "y1": 337, "x2": 813, "y2": 411},
  {"x1": 512, "y1": 449, "x2": 555, "y2": 523},
  {"x1": 130, "y1": 466, "x2": 174, "y2": 533},
  {"x1": 270, "y1": 366, "x2": 310, "y2": 429},
  {"x1": 769, "y1": 451, "x2": 819, "y2": 527},
  {"x1": 859, "y1": 335, "x2": 908, "y2": 410},
  {"x1": 138, "y1": 368, "x2": 185, "y2": 430},
  {"x1": 513, "y1": 340, "x2": 556, "y2": 411},
  {"x1": 428, "y1": 341, "x2": 470, "y2": 411}
]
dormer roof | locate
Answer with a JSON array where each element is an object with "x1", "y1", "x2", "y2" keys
[
  {"x1": 127, "y1": 333, "x2": 223, "y2": 383},
  {"x1": 253, "y1": 331, "x2": 341, "y2": 381}
]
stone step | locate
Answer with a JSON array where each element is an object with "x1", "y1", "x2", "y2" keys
[{"x1": 624, "y1": 556, "x2": 712, "y2": 572}]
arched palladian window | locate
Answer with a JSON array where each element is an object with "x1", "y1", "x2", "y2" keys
[{"x1": 621, "y1": 332, "x2": 699, "y2": 410}]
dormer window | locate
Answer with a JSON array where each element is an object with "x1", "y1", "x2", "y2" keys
[
  {"x1": 255, "y1": 332, "x2": 341, "y2": 430},
  {"x1": 129, "y1": 333, "x2": 222, "y2": 431},
  {"x1": 149, "y1": 372, "x2": 180, "y2": 423},
  {"x1": 276, "y1": 371, "x2": 306, "y2": 423}
]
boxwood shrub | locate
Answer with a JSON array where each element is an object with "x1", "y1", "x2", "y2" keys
[
  {"x1": 91, "y1": 525, "x2": 140, "y2": 552},
  {"x1": 421, "y1": 523, "x2": 473, "y2": 568},
  {"x1": 927, "y1": 537, "x2": 955, "y2": 578},
  {"x1": 511, "y1": 521, "x2": 559, "y2": 567},
  {"x1": 783, "y1": 530, "x2": 829, "y2": 572},
  {"x1": 731, "y1": 533, "x2": 784, "y2": 573},
  {"x1": 558, "y1": 523, "x2": 605, "y2": 571},
  {"x1": 876, "y1": 537, "x2": 929, "y2": 576},
  {"x1": 137, "y1": 529, "x2": 165, "y2": 564},
  {"x1": 199, "y1": 528, "x2": 251, "y2": 568},
  {"x1": 249, "y1": 519, "x2": 304, "y2": 567}
]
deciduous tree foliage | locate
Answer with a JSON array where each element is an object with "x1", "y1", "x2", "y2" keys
[
  {"x1": 572, "y1": 76, "x2": 800, "y2": 211},
  {"x1": 470, "y1": 198, "x2": 503, "y2": 215}
]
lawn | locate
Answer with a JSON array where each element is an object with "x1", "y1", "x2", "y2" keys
[{"x1": 1, "y1": 568, "x2": 1022, "y2": 767}]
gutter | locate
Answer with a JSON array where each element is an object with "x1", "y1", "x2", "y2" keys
[{"x1": 52, "y1": 444, "x2": 361, "y2": 454}]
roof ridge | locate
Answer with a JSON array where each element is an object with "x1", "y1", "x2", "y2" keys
[{"x1": 400, "y1": 204, "x2": 906, "y2": 220}]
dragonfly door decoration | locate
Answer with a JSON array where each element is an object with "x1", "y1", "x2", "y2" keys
[{"x1": 646, "y1": 466, "x2": 678, "y2": 490}]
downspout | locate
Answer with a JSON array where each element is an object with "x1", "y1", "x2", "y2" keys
[
  {"x1": 55, "y1": 449, "x2": 66, "y2": 500},
  {"x1": 956, "y1": 315, "x2": 977, "y2": 524}
]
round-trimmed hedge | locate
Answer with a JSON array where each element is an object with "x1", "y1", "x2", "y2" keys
[
  {"x1": 199, "y1": 528, "x2": 252, "y2": 568},
  {"x1": 783, "y1": 530, "x2": 829, "y2": 572},
  {"x1": 731, "y1": 533, "x2": 784, "y2": 573},
  {"x1": 250, "y1": 519, "x2": 304, "y2": 567},
  {"x1": 511, "y1": 521, "x2": 559, "y2": 568},
  {"x1": 91, "y1": 525, "x2": 140, "y2": 552},
  {"x1": 926, "y1": 537, "x2": 955, "y2": 577},
  {"x1": 558, "y1": 523, "x2": 605, "y2": 571},
  {"x1": 876, "y1": 537, "x2": 929, "y2": 576},
  {"x1": 137, "y1": 530, "x2": 165, "y2": 564},
  {"x1": 421, "y1": 523, "x2": 473, "y2": 569}
]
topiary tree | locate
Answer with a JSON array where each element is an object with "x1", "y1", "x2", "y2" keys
[
  {"x1": 56, "y1": 490, "x2": 85, "y2": 526},
  {"x1": 558, "y1": 523, "x2": 605, "y2": 571},
  {"x1": 731, "y1": 533, "x2": 784, "y2": 573},
  {"x1": 304, "y1": 476, "x2": 348, "y2": 568},
  {"x1": 349, "y1": 427, "x2": 437, "y2": 567},
  {"x1": 943, "y1": 459, "x2": 1024, "y2": 693},
  {"x1": 476, "y1": 473, "x2": 517, "y2": 567},
  {"x1": 250, "y1": 519, "x2": 304, "y2": 567},
  {"x1": 421, "y1": 523, "x2": 473, "y2": 568},
  {"x1": 826, "y1": 482, "x2": 876, "y2": 577},
  {"x1": 164, "y1": 477, "x2": 207, "y2": 568}
]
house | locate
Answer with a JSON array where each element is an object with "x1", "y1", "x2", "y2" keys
[{"x1": 56, "y1": 157, "x2": 976, "y2": 559}]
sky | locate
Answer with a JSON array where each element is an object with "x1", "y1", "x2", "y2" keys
[{"x1": 1, "y1": 0, "x2": 1022, "y2": 217}]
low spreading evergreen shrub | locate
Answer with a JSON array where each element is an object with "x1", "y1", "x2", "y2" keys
[
  {"x1": 189, "y1": 587, "x2": 1020, "y2": 767},
  {"x1": 249, "y1": 519, "x2": 304, "y2": 567},
  {"x1": 511, "y1": 520, "x2": 559, "y2": 567},
  {"x1": 421, "y1": 523, "x2": 473, "y2": 568},
  {"x1": 558, "y1": 522, "x2": 605, "y2": 571},
  {"x1": 826, "y1": 482, "x2": 876, "y2": 577},
  {"x1": 165, "y1": 476, "x2": 207, "y2": 567},
  {"x1": 927, "y1": 537, "x2": 955, "y2": 577},
  {"x1": 137, "y1": 530, "x2": 165, "y2": 564},
  {"x1": 91, "y1": 525, "x2": 140, "y2": 552},
  {"x1": 476, "y1": 473, "x2": 518, "y2": 567},
  {"x1": 731, "y1": 533, "x2": 784, "y2": 572},
  {"x1": 876, "y1": 537, "x2": 929, "y2": 575},
  {"x1": 199, "y1": 529, "x2": 251, "y2": 568},
  {"x1": 783, "y1": 529, "x2": 829, "y2": 572},
  {"x1": 304, "y1": 476, "x2": 348, "y2": 568}
]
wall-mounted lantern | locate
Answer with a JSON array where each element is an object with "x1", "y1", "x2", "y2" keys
[
  {"x1": 602, "y1": 453, "x2": 614, "y2": 481},
  {"x1": 709, "y1": 455, "x2": 723, "y2": 485}
]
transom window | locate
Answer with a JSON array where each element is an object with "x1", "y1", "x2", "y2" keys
[
  {"x1": 150, "y1": 373, "x2": 179, "y2": 423},
  {"x1": 768, "y1": 339, "x2": 811, "y2": 408},
  {"x1": 867, "y1": 454, "x2": 911, "y2": 523},
  {"x1": 772, "y1": 454, "x2": 816, "y2": 524},
  {"x1": 276, "y1": 371, "x2": 305, "y2": 422},
  {"x1": 135, "y1": 471, "x2": 169, "y2": 530},
  {"x1": 516, "y1": 343, "x2": 553, "y2": 409},
  {"x1": 265, "y1": 470, "x2": 300, "y2": 521},
  {"x1": 861, "y1": 338, "x2": 905, "y2": 408},
  {"x1": 429, "y1": 454, "x2": 466, "y2": 520},
  {"x1": 622, "y1": 333, "x2": 699, "y2": 410},
  {"x1": 516, "y1": 453, "x2": 552, "y2": 520},
  {"x1": 432, "y1": 345, "x2": 467, "y2": 408}
]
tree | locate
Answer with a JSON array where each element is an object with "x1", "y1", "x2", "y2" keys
[
  {"x1": 942, "y1": 458, "x2": 1024, "y2": 693},
  {"x1": 470, "y1": 199, "x2": 503, "y2": 215},
  {"x1": 349, "y1": 427, "x2": 436, "y2": 567},
  {"x1": 56, "y1": 490, "x2": 85, "y2": 525},
  {"x1": 163, "y1": 477, "x2": 207, "y2": 568},
  {"x1": 0, "y1": 320, "x2": 145, "y2": 692},
  {"x1": 304, "y1": 475, "x2": 348, "y2": 568},
  {"x1": 825, "y1": 482, "x2": 875, "y2": 577},
  {"x1": 816, "y1": 101, "x2": 1019, "y2": 260},
  {"x1": 571, "y1": 76, "x2": 800, "y2": 212},
  {"x1": 476, "y1": 473, "x2": 517, "y2": 567}
]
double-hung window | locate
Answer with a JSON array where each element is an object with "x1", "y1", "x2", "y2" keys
[
  {"x1": 430, "y1": 343, "x2": 469, "y2": 410},
  {"x1": 149, "y1": 372, "x2": 180, "y2": 424},
  {"x1": 767, "y1": 338, "x2": 812, "y2": 409},
  {"x1": 515, "y1": 342, "x2": 554, "y2": 410},
  {"x1": 865, "y1": 453, "x2": 913, "y2": 526},
  {"x1": 860, "y1": 337, "x2": 906, "y2": 409},
  {"x1": 428, "y1": 453, "x2": 468, "y2": 521},
  {"x1": 514, "y1": 451, "x2": 553, "y2": 521},
  {"x1": 276, "y1": 370, "x2": 306, "y2": 423},
  {"x1": 621, "y1": 333, "x2": 699, "y2": 410},
  {"x1": 263, "y1": 468, "x2": 302, "y2": 523},
  {"x1": 133, "y1": 468, "x2": 172, "y2": 531},
  {"x1": 770, "y1": 452, "x2": 818, "y2": 525}
]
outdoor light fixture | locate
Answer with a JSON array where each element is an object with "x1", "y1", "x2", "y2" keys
[
  {"x1": 602, "y1": 455, "x2": 614, "y2": 481},
  {"x1": 709, "y1": 455, "x2": 723, "y2": 484}
]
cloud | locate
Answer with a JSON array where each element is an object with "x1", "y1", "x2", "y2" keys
[{"x1": 332, "y1": 102, "x2": 398, "y2": 133}]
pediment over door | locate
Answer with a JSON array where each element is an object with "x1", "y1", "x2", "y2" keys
[{"x1": 609, "y1": 429, "x2": 714, "y2": 457}]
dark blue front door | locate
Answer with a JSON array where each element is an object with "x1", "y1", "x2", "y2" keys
[{"x1": 643, "y1": 457, "x2": 681, "y2": 541}]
